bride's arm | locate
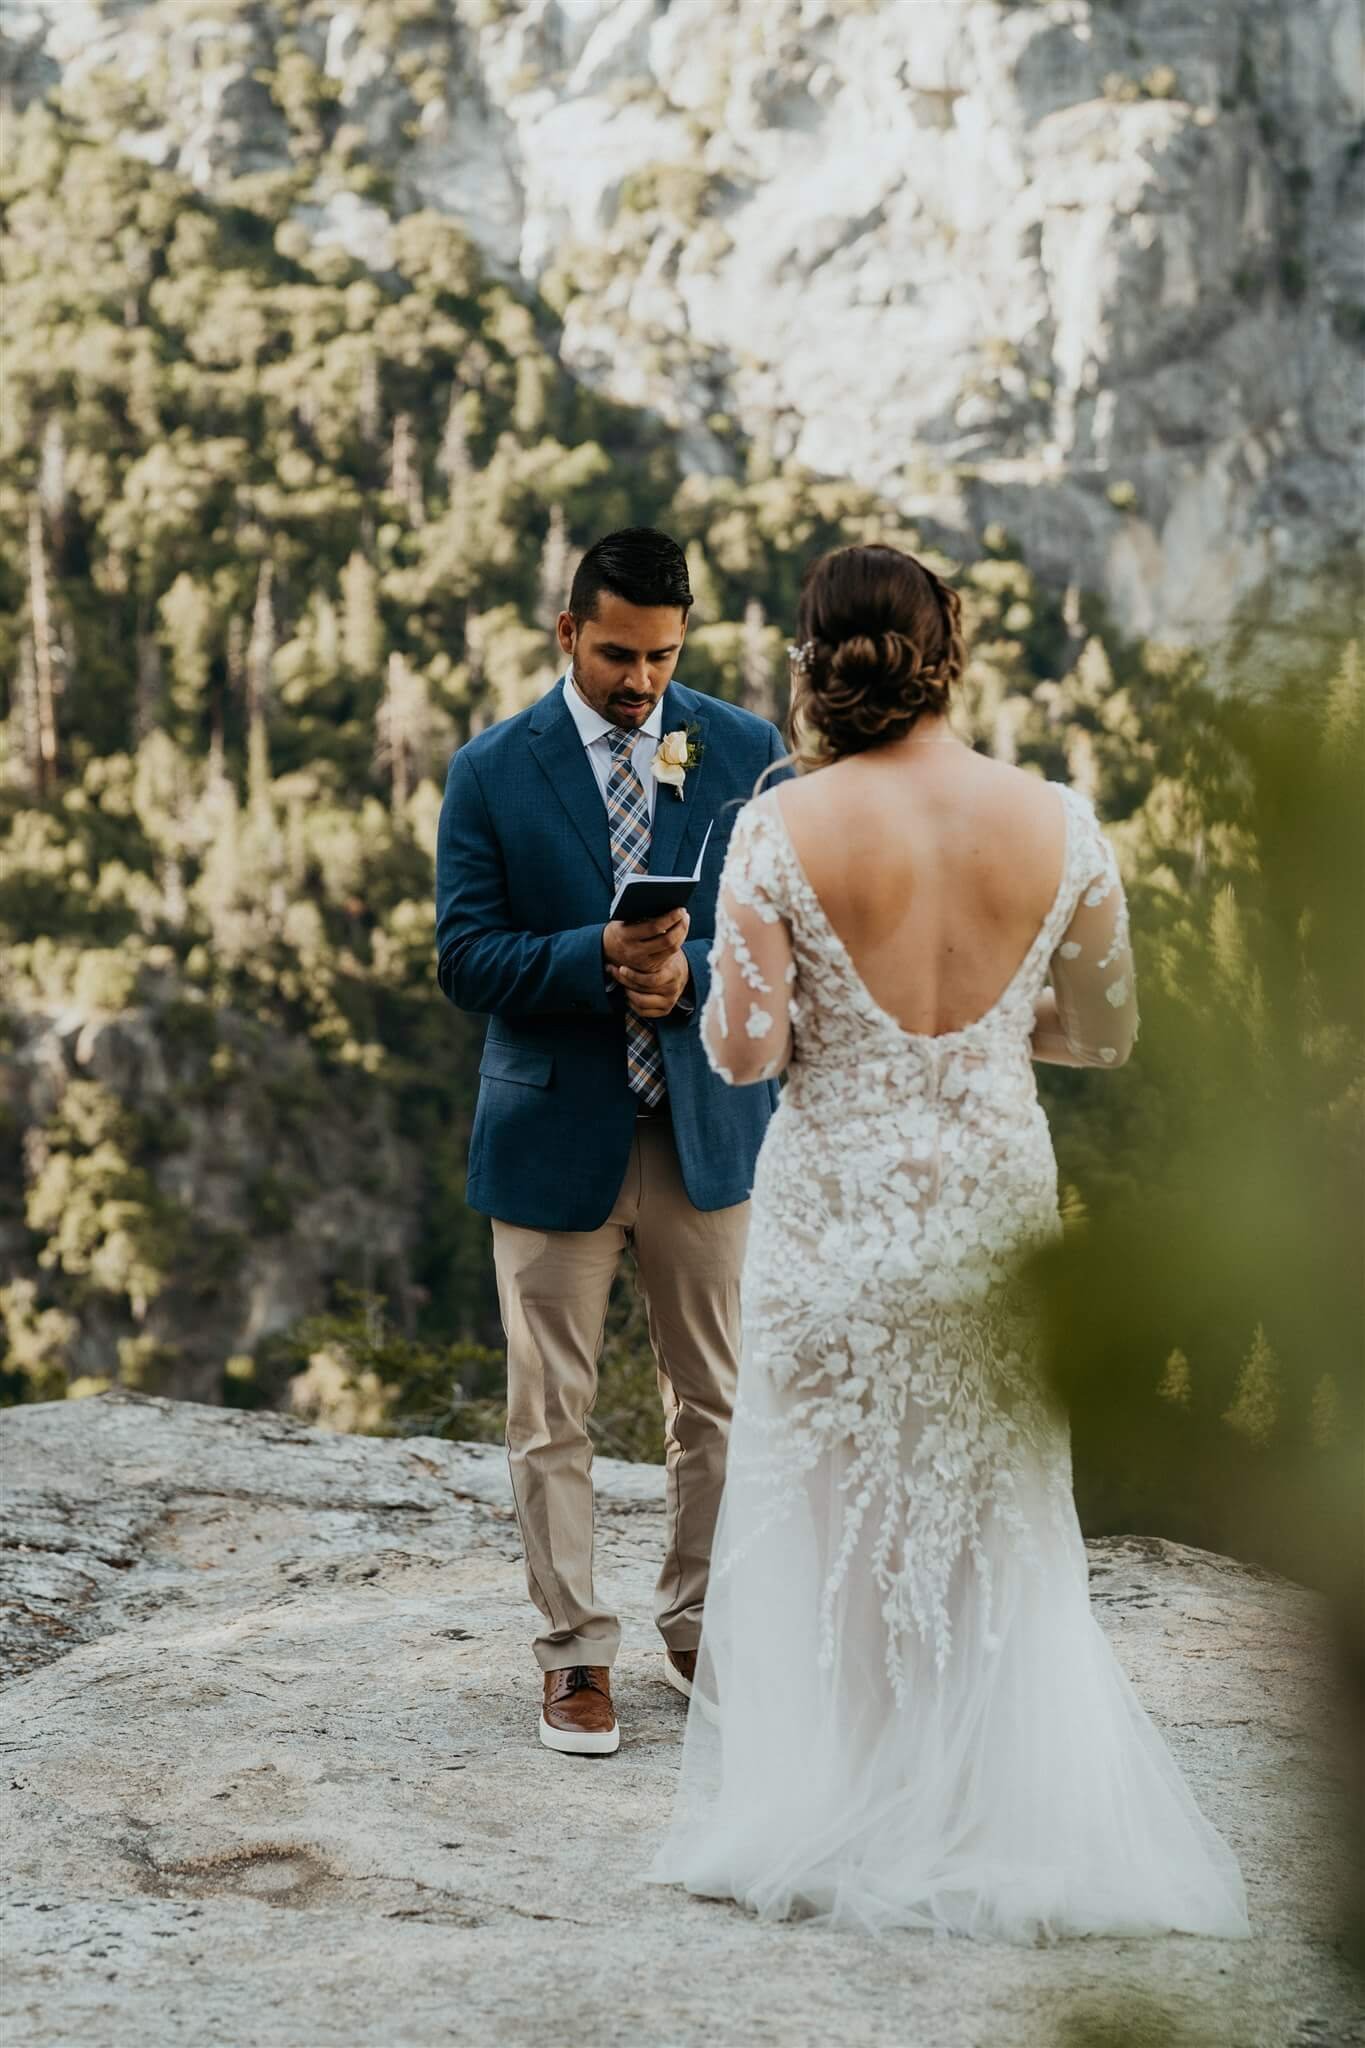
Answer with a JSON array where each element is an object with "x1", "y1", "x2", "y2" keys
[
  {"x1": 1031, "y1": 989, "x2": 1099, "y2": 1067},
  {"x1": 702, "y1": 809, "x2": 795, "y2": 1087},
  {"x1": 1032, "y1": 827, "x2": 1138, "y2": 1069}
]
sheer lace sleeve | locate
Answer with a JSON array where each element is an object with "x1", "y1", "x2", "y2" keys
[
  {"x1": 702, "y1": 799, "x2": 796, "y2": 1087},
  {"x1": 1032, "y1": 798, "x2": 1139, "y2": 1069}
]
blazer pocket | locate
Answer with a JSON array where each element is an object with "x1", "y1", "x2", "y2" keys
[{"x1": 478, "y1": 1042, "x2": 554, "y2": 1089}]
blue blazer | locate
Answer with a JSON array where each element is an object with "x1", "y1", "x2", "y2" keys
[{"x1": 436, "y1": 676, "x2": 791, "y2": 1231}]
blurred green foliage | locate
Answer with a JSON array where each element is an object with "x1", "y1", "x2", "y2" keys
[{"x1": 1030, "y1": 647, "x2": 1364, "y2": 1601}]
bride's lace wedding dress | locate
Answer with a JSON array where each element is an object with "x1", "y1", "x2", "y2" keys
[{"x1": 650, "y1": 782, "x2": 1250, "y2": 1942}]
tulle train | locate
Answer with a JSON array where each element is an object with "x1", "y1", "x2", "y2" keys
[{"x1": 649, "y1": 1433, "x2": 1250, "y2": 1943}]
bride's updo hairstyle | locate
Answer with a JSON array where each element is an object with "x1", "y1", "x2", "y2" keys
[{"x1": 792, "y1": 543, "x2": 965, "y2": 760}]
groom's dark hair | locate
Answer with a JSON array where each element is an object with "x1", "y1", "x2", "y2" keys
[{"x1": 569, "y1": 527, "x2": 694, "y2": 622}]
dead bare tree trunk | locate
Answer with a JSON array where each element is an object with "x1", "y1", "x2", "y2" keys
[
  {"x1": 27, "y1": 499, "x2": 59, "y2": 796},
  {"x1": 13, "y1": 637, "x2": 41, "y2": 793},
  {"x1": 741, "y1": 597, "x2": 777, "y2": 722},
  {"x1": 246, "y1": 560, "x2": 275, "y2": 810},
  {"x1": 539, "y1": 504, "x2": 574, "y2": 622},
  {"x1": 135, "y1": 617, "x2": 163, "y2": 742}
]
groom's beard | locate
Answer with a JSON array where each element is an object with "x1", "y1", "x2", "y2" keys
[
  {"x1": 607, "y1": 690, "x2": 656, "y2": 726},
  {"x1": 583, "y1": 674, "x2": 666, "y2": 729},
  {"x1": 567, "y1": 660, "x2": 664, "y2": 729}
]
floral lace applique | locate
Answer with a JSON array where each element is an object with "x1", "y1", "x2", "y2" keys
[{"x1": 699, "y1": 785, "x2": 1139, "y2": 1693}]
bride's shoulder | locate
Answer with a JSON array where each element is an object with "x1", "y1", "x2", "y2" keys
[
  {"x1": 731, "y1": 781, "x2": 790, "y2": 835},
  {"x1": 989, "y1": 761, "x2": 1099, "y2": 823}
]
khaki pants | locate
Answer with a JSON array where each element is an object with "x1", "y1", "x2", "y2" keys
[{"x1": 492, "y1": 1116, "x2": 749, "y2": 1672}]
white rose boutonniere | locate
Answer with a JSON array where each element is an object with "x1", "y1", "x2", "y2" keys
[{"x1": 652, "y1": 723, "x2": 703, "y2": 800}]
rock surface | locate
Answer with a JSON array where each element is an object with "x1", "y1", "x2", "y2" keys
[
  {"x1": 2, "y1": 1391, "x2": 1360, "y2": 2048},
  {"x1": 5, "y1": 0, "x2": 1363, "y2": 651}
]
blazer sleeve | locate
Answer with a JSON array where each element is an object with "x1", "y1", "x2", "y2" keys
[{"x1": 435, "y1": 748, "x2": 616, "y2": 1019}]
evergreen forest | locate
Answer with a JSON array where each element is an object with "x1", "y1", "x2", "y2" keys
[{"x1": 2, "y1": 99, "x2": 1360, "y2": 1598}]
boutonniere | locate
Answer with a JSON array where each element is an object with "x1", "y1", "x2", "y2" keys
[{"x1": 652, "y1": 723, "x2": 703, "y2": 800}]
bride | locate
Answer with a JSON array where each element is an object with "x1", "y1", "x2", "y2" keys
[{"x1": 649, "y1": 543, "x2": 1250, "y2": 1942}]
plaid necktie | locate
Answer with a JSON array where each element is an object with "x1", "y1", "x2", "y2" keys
[{"x1": 606, "y1": 727, "x2": 667, "y2": 1107}]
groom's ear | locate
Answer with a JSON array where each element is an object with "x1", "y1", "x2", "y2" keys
[{"x1": 556, "y1": 611, "x2": 576, "y2": 661}]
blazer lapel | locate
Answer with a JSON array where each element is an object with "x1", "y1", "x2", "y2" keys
[
  {"x1": 648, "y1": 686, "x2": 712, "y2": 879},
  {"x1": 527, "y1": 680, "x2": 614, "y2": 889}
]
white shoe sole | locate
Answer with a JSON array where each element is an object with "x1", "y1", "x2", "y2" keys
[
  {"x1": 663, "y1": 1658, "x2": 694, "y2": 1702},
  {"x1": 538, "y1": 1713, "x2": 620, "y2": 1757},
  {"x1": 665, "y1": 1658, "x2": 720, "y2": 1725}
]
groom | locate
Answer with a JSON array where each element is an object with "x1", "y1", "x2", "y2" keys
[{"x1": 436, "y1": 528, "x2": 789, "y2": 1756}]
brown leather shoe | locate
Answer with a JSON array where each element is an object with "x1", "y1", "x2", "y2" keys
[
  {"x1": 539, "y1": 1665, "x2": 620, "y2": 1756},
  {"x1": 663, "y1": 1647, "x2": 697, "y2": 1701},
  {"x1": 664, "y1": 1647, "x2": 719, "y2": 1724}
]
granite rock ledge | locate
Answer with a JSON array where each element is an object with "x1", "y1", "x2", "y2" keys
[{"x1": 1, "y1": 1391, "x2": 1358, "y2": 2048}]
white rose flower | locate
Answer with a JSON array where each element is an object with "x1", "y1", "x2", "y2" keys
[{"x1": 652, "y1": 728, "x2": 691, "y2": 792}]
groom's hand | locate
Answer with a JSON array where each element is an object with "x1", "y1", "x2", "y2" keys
[
  {"x1": 603, "y1": 907, "x2": 689, "y2": 973},
  {"x1": 604, "y1": 909, "x2": 691, "y2": 1017},
  {"x1": 610, "y1": 949, "x2": 692, "y2": 1018}
]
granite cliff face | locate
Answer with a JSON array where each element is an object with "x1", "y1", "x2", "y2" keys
[
  {"x1": 3, "y1": 1392, "x2": 1361, "y2": 2047},
  {"x1": 1, "y1": 979, "x2": 419, "y2": 1404},
  {"x1": 6, "y1": 0, "x2": 1363, "y2": 650}
]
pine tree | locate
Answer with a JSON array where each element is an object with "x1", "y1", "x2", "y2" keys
[
  {"x1": 215, "y1": 612, "x2": 248, "y2": 786},
  {"x1": 225, "y1": 612, "x2": 247, "y2": 700},
  {"x1": 684, "y1": 541, "x2": 721, "y2": 623},
  {"x1": 358, "y1": 349, "x2": 382, "y2": 448},
  {"x1": 135, "y1": 624, "x2": 163, "y2": 743},
  {"x1": 1073, "y1": 636, "x2": 1114, "y2": 711},
  {"x1": 1157, "y1": 1348, "x2": 1192, "y2": 1407},
  {"x1": 341, "y1": 549, "x2": 382, "y2": 678},
  {"x1": 1310, "y1": 1374, "x2": 1341, "y2": 1450},
  {"x1": 312, "y1": 592, "x2": 340, "y2": 678},
  {"x1": 375, "y1": 650, "x2": 430, "y2": 813},
  {"x1": 538, "y1": 504, "x2": 572, "y2": 621},
  {"x1": 513, "y1": 355, "x2": 548, "y2": 438},
  {"x1": 1210, "y1": 885, "x2": 1266, "y2": 1058},
  {"x1": 437, "y1": 383, "x2": 472, "y2": 510},
  {"x1": 160, "y1": 573, "x2": 214, "y2": 732},
  {"x1": 1210, "y1": 886, "x2": 1249, "y2": 988},
  {"x1": 1321, "y1": 640, "x2": 1361, "y2": 758},
  {"x1": 1065, "y1": 722, "x2": 1099, "y2": 801},
  {"x1": 387, "y1": 411, "x2": 425, "y2": 527},
  {"x1": 1223, "y1": 1324, "x2": 1280, "y2": 1447},
  {"x1": 195, "y1": 774, "x2": 245, "y2": 960}
]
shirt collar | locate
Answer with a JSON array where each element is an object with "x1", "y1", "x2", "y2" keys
[{"x1": 564, "y1": 669, "x2": 664, "y2": 745}]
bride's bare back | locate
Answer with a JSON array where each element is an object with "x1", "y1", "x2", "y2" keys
[{"x1": 774, "y1": 734, "x2": 1068, "y2": 1041}]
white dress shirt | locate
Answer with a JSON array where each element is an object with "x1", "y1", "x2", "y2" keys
[
  {"x1": 563, "y1": 669, "x2": 664, "y2": 823},
  {"x1": 563, "y1": 669, "x2": 694, "y2": 1016}
]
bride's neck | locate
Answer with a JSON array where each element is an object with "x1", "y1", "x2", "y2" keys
[{"x1": 889, "y1": 714, "x2": 958, "y2": 751}]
